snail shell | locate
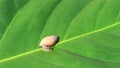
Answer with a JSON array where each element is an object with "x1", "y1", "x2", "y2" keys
[{"x1": 39, "y1": 35, "x2": 59, "y2": 51}]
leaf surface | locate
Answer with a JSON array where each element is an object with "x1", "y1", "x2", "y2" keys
[
  {"x1": 0, "y1": 0, "x2": 29, "y2": 39},
  {"x1": 0, "y1": 0, "x2": 120, "y2": 68}
]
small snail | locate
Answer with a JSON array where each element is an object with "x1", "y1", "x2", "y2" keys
[{"x1": 39, "y1": 35, "x2": 59, "y2": 51}]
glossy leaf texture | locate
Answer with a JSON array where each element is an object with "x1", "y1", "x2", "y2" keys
[{"x1": 0, "y1": 0, "x2": 120, "y2": 68}]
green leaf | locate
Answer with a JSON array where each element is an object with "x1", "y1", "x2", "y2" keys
[
  {"x1": 0, "y1": 0, "x2": 29, "y2": 39},
  {"x1": 0, "y1": 0, "x2": 120, "y2": 68},
  {"x1": 0, "y1": 0, "x2": 60, "y2": 59},
  {"x1": 60, "y1": 0, "x2": 120, "y2": 62}
]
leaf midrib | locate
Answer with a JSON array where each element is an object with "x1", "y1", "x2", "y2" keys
[
  {"x1": 0, "y1": 22, "x2": 119, "y2": 63},
  {"x1": 63, "y1": 0, "x2": 107, "y2": 40},
  {"x1": 58, "y1": 22, "x2": 120, "y2": 45}
]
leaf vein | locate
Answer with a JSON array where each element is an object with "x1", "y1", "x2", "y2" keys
[{"x1": 0, "y1": 22, "x2": 120, "y2": 63}]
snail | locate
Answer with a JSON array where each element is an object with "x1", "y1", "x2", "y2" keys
[{"x1": 39, "y1": 35, "x2": 59, "y2": 51}]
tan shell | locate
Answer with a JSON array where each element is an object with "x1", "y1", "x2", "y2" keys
[{"x1": 39, "y1": 35, "x2": 59, "y2": 51}]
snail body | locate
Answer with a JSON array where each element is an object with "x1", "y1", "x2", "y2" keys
[{"x1": 39, "y1": 35, "x2": 59, "y2": 51}]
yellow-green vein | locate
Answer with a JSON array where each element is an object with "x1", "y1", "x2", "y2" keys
[
  {"x1": 0, "y1": 22, "x2": 120, "y2": 63},
  {"x1": 0, "y1": 49, "x2": 41, "y2": 63},
  {"x1": 57, "y1": 22, "x2": 120, "y2": 44}
]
